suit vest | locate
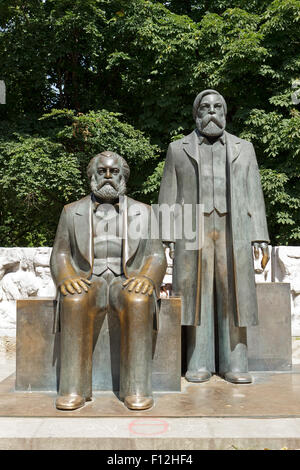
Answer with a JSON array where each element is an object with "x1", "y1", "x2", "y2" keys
[
  {"x1": 199, "y1": 137, "x2": 228, "y2": 215},
  {"x1": 92, "y1": 204, "x2": 123, "y2": 276}
]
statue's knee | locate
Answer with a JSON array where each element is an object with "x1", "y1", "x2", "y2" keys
[
  {"x1": 61, "y1": 292, "x2": 88, "y2": 309},
  {"x1": 122, "y1": 289, "x2": 151, "y2": 308},
  {"x1": 122, "y1": 289, "x2": 148, "y2": 303}
]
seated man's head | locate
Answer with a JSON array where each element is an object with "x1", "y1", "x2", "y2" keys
[
  {"x1": 193, "y1": 89, "x2": 227, "y2": 138},
  {"x1": 87, "y1": 151, "x2": 130, "y2": 201}
]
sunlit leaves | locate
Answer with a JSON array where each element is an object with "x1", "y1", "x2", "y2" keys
[{"x1": 0, "y1": 0, "x2": 300, "y2": 244}]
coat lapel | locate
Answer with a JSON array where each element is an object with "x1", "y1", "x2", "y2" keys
[
  {"x1": 182, "y1": 129, "x2": 241, "y2": 164},
  {"x1": 182, "y1": 129, "x2": 200, "y2": 163},
  {"x1": 226, "y1": 131, "x2": 241, "y2": 164},
  {"x1": 72, "y1": 194, "x2": 142, "y2": 278},
  {"x1": 121, "y1": 196, "x2": 141, "y2": 277},
  {"x1": 73, "y1": 195, "x2": 93, "y2": 270}
]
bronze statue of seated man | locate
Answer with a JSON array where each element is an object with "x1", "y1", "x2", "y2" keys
[{"x1": 50, "y1": 151, "x2": 166, "y2": 411}]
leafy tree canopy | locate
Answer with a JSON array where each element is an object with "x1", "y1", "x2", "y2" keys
[
  {"x1": 0, "y1": 0, "x2": 299, "y2": 245},
  {"x1": 0, "y1": 109, "x2": 159, "y2": 245}
]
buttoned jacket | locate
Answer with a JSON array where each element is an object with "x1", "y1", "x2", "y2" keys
[{"x1": 50, "y1": 195, "x2": 167, "y2": 331}]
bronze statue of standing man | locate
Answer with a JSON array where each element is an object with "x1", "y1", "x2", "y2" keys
[
  {"x1": 50, "y1": 151, "x2": 166, "y2": 410},
  {"x1": 159, "y1": 89, "x2": 270, "y2": 384}
]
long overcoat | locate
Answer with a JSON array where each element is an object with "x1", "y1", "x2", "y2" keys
[
  {"x1": 158, "y1": 129, "x2": 269, "y2": 327},
  {"x1": 50, "y1": 195, "x2": 166, "y2": 332}
]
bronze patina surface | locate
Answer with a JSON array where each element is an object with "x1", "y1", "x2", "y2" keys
[
  {"x1": 2, "y1": 369, "x2": 300, "y2": 417},
  {"x1": 16, "y1": 297, "x2": 181, "y2": 393},
  {"x1": 248, "y1": 283, "x2": 292, "y2": 371},
  {"x1": 48, "y1": 151, "x2": 167, "y2": 411},
  {"x1": 158, "y1": 89, "x2": 271, "y2": 384}
]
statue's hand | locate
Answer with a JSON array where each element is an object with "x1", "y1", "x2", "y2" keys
[
  {"x1": 163, "y1": 242, "x2": 175, "y2": 260},
  {"x1": 253, "y1": 242, "x2": 270, "y2": 271},
  {"x1": 123, "y1": 275, "x2": 154, "y2": 296},
  {"x1": 60, "y1": 277, "x2": 91, "y2": 296},
  {"x1": 168, "y1": 242, "x2": 175, "y2": 260}
]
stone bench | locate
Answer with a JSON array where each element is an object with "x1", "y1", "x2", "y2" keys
[
  {"x1": 247, "y1": 283, "x2": 292, "y2": 371},
  {"x1": 15, "y1": 282, "x2": 293, "y2": 394},
  {"x1": 16, "y1": 297, "x2": 182, "y2": 392}
]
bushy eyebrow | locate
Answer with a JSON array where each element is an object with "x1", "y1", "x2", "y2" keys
[
  {"x1": 200, "y1": 100, "x2": 222, "y2": 105},
  {"x1": 97, "y1": 165, "x2": 120, "y2": 169}
]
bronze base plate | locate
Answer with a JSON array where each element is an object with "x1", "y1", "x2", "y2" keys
[{"x1": 1, "y1": 368, "x2": 300, "y2": 418}]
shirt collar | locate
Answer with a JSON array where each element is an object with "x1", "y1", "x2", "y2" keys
[{"x1": 197, "y1": 130, "x2": 226, "y2": 145}]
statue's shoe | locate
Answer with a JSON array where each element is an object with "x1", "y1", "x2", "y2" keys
[
  {"x1": 185, "y1": 370, "x2": 212, "y2": 383},
  {"x1": 124, "y1": 395, "x2": 154, "y2": 410},
  {"x1": 56, "y1": 394, "x2": 86, "y2": 410},
  {"x1": 224, "y1": 371, "x2": 252, "y2": 384}
]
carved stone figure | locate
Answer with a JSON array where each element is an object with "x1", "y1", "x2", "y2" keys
[
  {"x1": 50, "y1": 151, "x2": 166, "y2": 410},
  {"x1": 158, "y1": 89, "x2": 270, "y2": 384},
  {"x1": 0, "y1": 247, "x2": 56, "y2": 337},
  {"x1": 274, "y1": 246, "x2": 300, "y2": 335}
]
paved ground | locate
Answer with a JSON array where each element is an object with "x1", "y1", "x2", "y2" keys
[
  {"x1": 0, "y1": 416, "x2": 300, "y2": 450},
  {"x1": 1, "y1": 355, "x2": 300, "y2": 450}
]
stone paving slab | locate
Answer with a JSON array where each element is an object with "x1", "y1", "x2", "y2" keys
[
  {"x1": 1, "y1": 360, "x2": 300, "y2": 449},
  {"x1": 0, "y1": 417, "x2": 300, "y2": 450},
  {"x1": 1, "y1": 368, "x2": 300, "y2": 418}
]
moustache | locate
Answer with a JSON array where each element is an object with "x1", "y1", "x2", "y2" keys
[
  {"x1": 97, "y1": 181, "x2": 118, "y2": 190},
  {"x1": 200, "y1": 114, "x2": 224, "y2": 129}
]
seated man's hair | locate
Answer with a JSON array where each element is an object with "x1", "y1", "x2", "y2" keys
[{"x1": 87, "y1": 151, "x2": 130, "y2": 182}]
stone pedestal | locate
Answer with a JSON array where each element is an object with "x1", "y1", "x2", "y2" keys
[
  {"x1": 248, "y1": 283, "x2": 292, "y2": 371},
  {"x1": 16, "y1": 297, "x2": 182, "y2": 392}
]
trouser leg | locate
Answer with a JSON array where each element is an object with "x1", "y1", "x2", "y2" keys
[
  {"x1": 58, "y1": 278, "x2": 107, "y2": 400},
  {"x1": 186, "y1": 213, "x2": 215, "y2": 379},
  {"x1": 186, "y1": 304, "x2": 215, "y2": 375},
  {"x1": 108, "y1": 276, "x2": 155, "y2": 409},
  {"x1": 118, "y1": 291, "x2": 154, "y2": 399},
  {"x1": 59, "y1": 293, "x2": 93, "y2": 398},
  {"x1": 214, "y1": 212, "x2": 249, "y2": 377}
]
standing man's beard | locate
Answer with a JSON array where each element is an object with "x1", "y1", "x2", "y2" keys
[
  {"x1": 196, "y1": 114, "x2": 226, "y2": 137},
  {"x1": 90, "y1": 176, "x2": 127, "y2": 200}
]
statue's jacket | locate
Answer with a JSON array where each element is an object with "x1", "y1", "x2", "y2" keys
[
  {"x1": 158, "y1": 130, "x2": 269, "y2": 327},
  {"x1": 50, "y1": 195, "x2": 167, "y2": 332}
]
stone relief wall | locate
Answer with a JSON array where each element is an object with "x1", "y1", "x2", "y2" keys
[
  {"x1": 0, "y1": 246, "x2": 299, "y2": 337},
  {"x1": 0, "y1": 248, "x2": 55, "y2": 336},
  {"x1": 273, "y1": 247, "x2": 300, "y2": 336}
]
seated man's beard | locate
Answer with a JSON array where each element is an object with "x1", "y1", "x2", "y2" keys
[
  {"x1": 196, "y1": 114, "x2": 226, "y2": 137},
  {"x1": 90, "y1": 176, "x2": 127, "y2": 200}
]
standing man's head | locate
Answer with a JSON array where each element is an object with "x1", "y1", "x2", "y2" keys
[
  {"x1": 193, "y1": 89, "x2": 227, "y2": 138},
  {"x1": 87, "y1": 151, "x2": 130, "y2": 201}
]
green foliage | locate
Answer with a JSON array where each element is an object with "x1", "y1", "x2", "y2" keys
[
  {"x1": 0, "y1": 110, "x2": 159, "y2": 245},
  {"x1": 154, "y1": 1, "x2": 273, "y2": 19},
  {"x1": 0, "y1": 0, "x2": 300, "y2": 245},
  {"x1": 0, "y1": 132, "x2": 84, "y2": 246},
  {"x1": 242, "y1": 108, "x2": 300, "y2": 244}
]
